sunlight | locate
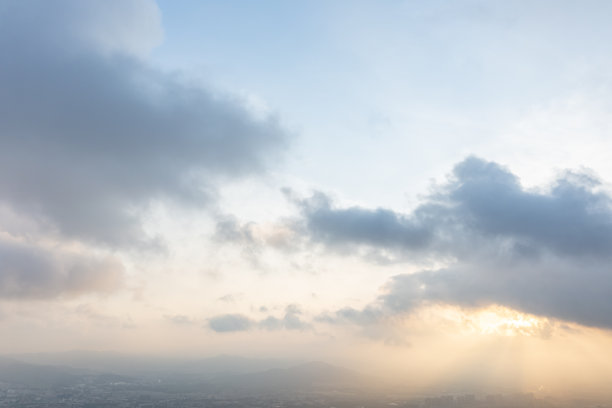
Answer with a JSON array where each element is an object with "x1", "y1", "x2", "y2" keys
[{"x1": 468, "y1": 306, "x2": 551, "y2": 337}]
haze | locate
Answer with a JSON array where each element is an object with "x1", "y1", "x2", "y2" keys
[{"x1": 2, "y1": 0, "x2": 612, "y2": 404}]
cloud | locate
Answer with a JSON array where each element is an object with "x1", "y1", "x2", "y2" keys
[
  {"x1": 217, "y1": 293, "x2": 242, "y2": 303},
  {"x1": 208, "y1": 305, "x2": 311, "y2": 333},
  {"x1": 164, "y1": 314, "x2": 195, "y2": 326},
  {"x1": 0, "y1": 0, "x2": 287, "y2": 299},
  {"x1": 297, "y1": 157, "x2": 612, "y2": 261},
  {"x1": 0, "y1": 0, "x2": 287, "y2": 247},
  {"x1": 316, "y1": 305, "x2": 383, "y2": 327},
  {"x1": 258, "y1": 305, "x2": 312, "y2": 331},
  {"x1": 0, "y1": 239, "x2": 123, "y2": 299},
  {"x1": 300, "y1": 157, "x2": 612, "y2": 329},
  {"x1": 208, "y1": 314, "x2": 254, "y2": 333},
  {"x1": 214, "y1": 215, "x2": 297, "y2": 250},
  {"x1": 296, "y1": 192, "x2": 433, "y2": 254},
  {"x1": 0, "y1": 0, "x2": 163, "y2": 58},
  {"x1": 376, "y1": 258, "x2": 612, "y2": 329},
  {"x1": 213, "y1": 215, "x2": 299, "y2": 268},
  {"x1": 442, "y1": 158, "x2": 612, "y2": 257}
]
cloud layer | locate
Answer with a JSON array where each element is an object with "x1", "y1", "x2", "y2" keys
[
  {"x1": 298, "y1": 157, "x2": 612, "y2": 329},
  {"x1": 0, "y1": 0, "x2": 287, "y2": 299},
  {"x1": 0, "y1": 239, "x2": 123, "y2": 299},
  {"x1": 0, "y1": 0, "x2": 287, "y2": 247}
]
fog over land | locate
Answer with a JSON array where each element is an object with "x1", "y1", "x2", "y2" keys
[{"x1": 0, "y1": 352, "x2": 608, "y2": 407}]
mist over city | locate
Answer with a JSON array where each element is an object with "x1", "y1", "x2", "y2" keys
[{"x1": 2, "y1": 0, "x2": 612, "y2": 407}]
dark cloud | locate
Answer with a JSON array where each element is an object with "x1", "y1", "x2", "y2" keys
[
  {"x1": 296, "y1": 192, "x2": 433, "y2": 254},
  {"x1": 0, "y1": 239, "x2": 123, "y2": 299},
  {"x1": 445, "y1": 158, "x2": 612, "y2": 257},
  {"x1": 378, "y1": 259, "x2": 612, "y2": 328},
  {"x1": 322, "y1": 255, "x2": 612, "y2": 330},
  {"x1": 297, "y1": 157, "x2": 612, "y2": 261},
  {"x1": 301, "y1": 157, "x2": 612, "y2": 329},
  {"x1": 0, "y1": 0, "x2": 287, "y2": 247}
]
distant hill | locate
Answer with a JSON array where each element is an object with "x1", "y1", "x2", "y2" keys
[
  {"x1": 0, "y1": 356, "x2": 130, "y2": 388},
  {"x1": 3, "y1": 352, "x2": 368, "y2": 394},
  {"x1": 10, "y1": 350, "x2": 295, "y2": 378},
  {"x1": 210, "y1": 361, "x2": 367, "y2": 394}
]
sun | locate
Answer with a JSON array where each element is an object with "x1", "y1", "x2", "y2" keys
[{"x1": 468, "y1": 306, "x2": 551, "y2": 337}]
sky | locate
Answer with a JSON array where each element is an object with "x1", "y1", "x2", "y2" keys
[{"x1": 3, "y1": 0, "x2": 612, "y2": 397}]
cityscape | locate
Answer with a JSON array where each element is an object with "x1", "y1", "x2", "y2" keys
[{"x1": 0, "y1": 354, "x2": 608, "y2": 408}]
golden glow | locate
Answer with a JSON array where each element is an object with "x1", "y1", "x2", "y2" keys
[{"x1": 468, "y1": 306, "x2": 551, "y2": 337}]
